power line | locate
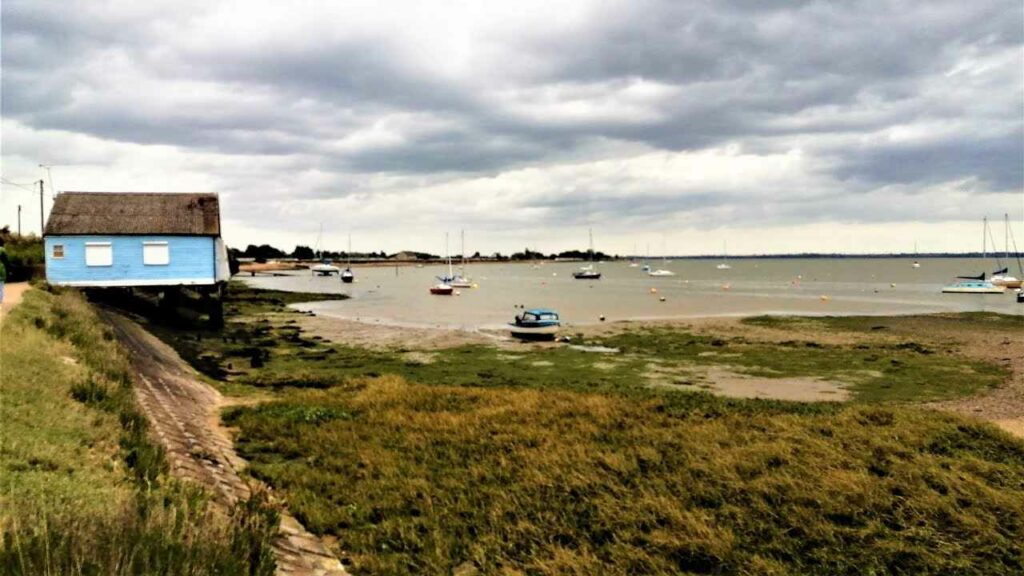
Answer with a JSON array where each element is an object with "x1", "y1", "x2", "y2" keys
[{"x1": 0, "y1": 177, "x2": 40, "y2": 193}]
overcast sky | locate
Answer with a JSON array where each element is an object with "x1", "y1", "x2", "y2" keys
[{"x1": 2, "y1": 0, "x2": 1022, "y2": 255}]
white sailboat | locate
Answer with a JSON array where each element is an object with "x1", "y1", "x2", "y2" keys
[
  {"x1": 573, "y1": 229, "x2": 602, "y2": 279},
  {"x1": 430, "y1": 233, "x2": 455, "y2": 295},
  {"x1": 341, "y1": 234, "x2": 355, "y2": 283},
  {"x1": 991, "y1": 214, "x2": 1022, "y2": 288},
  {"x1": 310, "y1": 223, "x2": 341, "y2": 276},
  {"x1": 942, "y1": 217, "x2": 1005, "y2": 294},
  {"x1": 450, "y1": 230, "x2": 474, "y2": 288},
  {"x1": 648, "y1": 236, "x2": 674, "y2": 276},
  {"x1": 716, "y1": 241, "x2": 731, "y2": 270},
  {"x1": 912, "y1": 242, "x2": 921, "y2": 268}
]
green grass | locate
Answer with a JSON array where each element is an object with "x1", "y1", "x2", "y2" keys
[
  {"x1": 225, "y1": 376, "x2": 1024, "y2": 576},
  {"x1": 1, "y1": 288, "x2": 278, "y2": 575},
  {"x1": 742, "y1": 312, "x2": 1024, "y2": 334}
]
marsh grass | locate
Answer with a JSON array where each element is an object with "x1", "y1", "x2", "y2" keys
[
  {"x1": 1, "y1": 288, "x2": 278, "y2": 575},
  {"x1": 226, "y1": 376, "x2": 1024, "y2": 576}
]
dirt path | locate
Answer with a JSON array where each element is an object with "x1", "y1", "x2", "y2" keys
[
  {"x1": 0, "y1": 282, "x2": 30, "y2": 319},
  {"x1": 100, "y1": 308, "x2": 350, "y2": 576}
]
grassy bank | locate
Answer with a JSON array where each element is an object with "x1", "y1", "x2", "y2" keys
[
  {"x1": 0, "y1": 288, "x2": 278, "y2": 575},
  {"x1": 143, "y1": 284, "x2": 1024, "y2": 574}
]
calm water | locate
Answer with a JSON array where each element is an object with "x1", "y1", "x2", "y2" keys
[{"x1": 244, "y1": 259, "x2": 1024, "y2": 330}]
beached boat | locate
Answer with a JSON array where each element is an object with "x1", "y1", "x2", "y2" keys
[
  {"x1": 573, "y1": 229, "x2": 602, "y2": 280},
  {"x1": 509, "y1": 308, "x2": 561, "y2": 340}
]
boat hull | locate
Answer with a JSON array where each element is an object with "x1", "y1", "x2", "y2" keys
[
  {"x1": 572, "y1": 272, "x2": 601, "y2": 280},
  {"x1": 341, "y1": 275, "x2": 354, "y2": 284},
  {"x1": 941, "y1": 286, "x2": 1006, "y2": 294},
  {"x1": 992, "y1": 277, "x2": 1023, "y2": 289},
  {"x1": 430, "y1": 286, "x2": 454, "y2": 295},
  {"x1": 509, "y1": 324, "x2": 559, "y2": 340}
]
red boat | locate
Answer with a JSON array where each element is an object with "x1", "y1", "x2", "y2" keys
[{"x1": 430, "y1": 282, "x2": 454, "y2": 295}]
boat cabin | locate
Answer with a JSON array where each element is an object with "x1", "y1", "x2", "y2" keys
[{"x1": 515, "y1": 309, "x2": 561, "y2": 327}]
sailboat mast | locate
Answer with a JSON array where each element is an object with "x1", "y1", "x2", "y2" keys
[
  {"x1": 461, "y1": 229, "x2": 466, "y2": 273},
  {"x1": 446, "y1": 232, "x2": 453, "y2": 278},
  {"x1": 982, "y1": 217, "x2": 987, "y2": 261},
  {"x1": 1005, "y1": 214, "x2": 1010, "y2": 260}
]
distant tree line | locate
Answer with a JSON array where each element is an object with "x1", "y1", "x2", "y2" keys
[
  {"x1": 227, "y1": 243, "x2": 617, "y2": 263},
  {"x1": 229, "y1": 244, "x2": 390, "y2": 263}
]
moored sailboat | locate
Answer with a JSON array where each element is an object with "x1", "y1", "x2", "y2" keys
[
  {"x1": 430, "y1": 233, "x2": 456, "y2": 295},
  {"x1": 573, "y1": 229, "x2": 602, "y2": 280},
  {"x1": 450, "y1": 230, "x2": 474, "y2": 288},
  {"x1": 341, "y1": 233, "x2": 355, "y2": 283},
  {"x1": 990, "y1": 214, "x2": 1022, "y2": 288}
]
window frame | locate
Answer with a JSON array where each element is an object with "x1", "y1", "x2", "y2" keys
[
  {"x1": 142, "y1": 241, "x2": 170, "y2": 266},
  {"x1": 51, "y1": 244, "x2": 65, "y2": 259},
  {"x1": 84, "y1": 242, "x2": 113, "y2": 267}
]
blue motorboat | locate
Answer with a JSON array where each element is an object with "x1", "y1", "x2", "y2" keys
[{"x1": 510, "y1": 309, "x2": 561, "y2": 340}]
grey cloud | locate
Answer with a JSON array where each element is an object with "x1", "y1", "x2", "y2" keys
[{"x1": 1, "y1": 0, "x2": 1021, "y2": 233}]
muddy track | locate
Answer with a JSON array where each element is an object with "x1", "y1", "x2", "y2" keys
[{"x1": 100, "y1": 308, "x2": 350, "y2": 576}]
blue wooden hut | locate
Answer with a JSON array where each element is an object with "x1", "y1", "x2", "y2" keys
[{"x1": 44, "y1": 192, "x2": 230, "y2": 288}]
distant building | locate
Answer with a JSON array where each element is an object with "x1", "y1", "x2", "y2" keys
[{"x1": 44, "y1": 192, "x2": 230, "y2": 288}]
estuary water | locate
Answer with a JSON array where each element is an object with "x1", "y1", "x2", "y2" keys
[{"x1": 244, "y1": 258, "x2": 1024, "y2": 330}]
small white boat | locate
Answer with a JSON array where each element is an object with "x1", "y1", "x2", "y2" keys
[
  {"x1": 912, "y1": 261, "x2": 921, "y2": 269},
  {"x1": 716, "y1": 263, "x2": 731, "y2": 270},
  {"x1": 941, "y1": 279, "x2": 1006, "y2": 294},
  {"x1": 311, "y1": 262, "x2": 340, "y2": 276},
  {"x1": 991, "y1": 273, "x2": 1022, "y2": 289},
  {"x1": 648, "y1": 269, "x2": 675, "y2": 277}
]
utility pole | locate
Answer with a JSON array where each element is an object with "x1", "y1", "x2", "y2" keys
[
  {"x1": 39, "y1": 179, "x2": 45, "y2": 236},
  {"x1": 17, "y1": 205, "x2": 22, "y2": 235}
]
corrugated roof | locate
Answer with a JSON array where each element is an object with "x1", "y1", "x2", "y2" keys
[{"x1": 45, "y1": 192, "x2": 221, "y2": 236}]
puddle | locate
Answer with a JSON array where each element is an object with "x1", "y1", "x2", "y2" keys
[{"x1": 568, "y1": 345, "x2": 620, "y2": 354}]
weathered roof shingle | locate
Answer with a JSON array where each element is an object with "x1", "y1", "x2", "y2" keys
[{"x1": 45, "y1": 192, "x2": 221, "y2": 236}]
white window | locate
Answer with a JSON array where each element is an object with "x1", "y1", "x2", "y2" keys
[
  {"x1": 52, "y1": 244, "x2": 65, "y2": 259},
  {"x1": 143, "y1": 241, "x2": 170, "y2": 265},
  {"x1": 85, "y1": 242, "x2": 113, "y2": 267}
]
